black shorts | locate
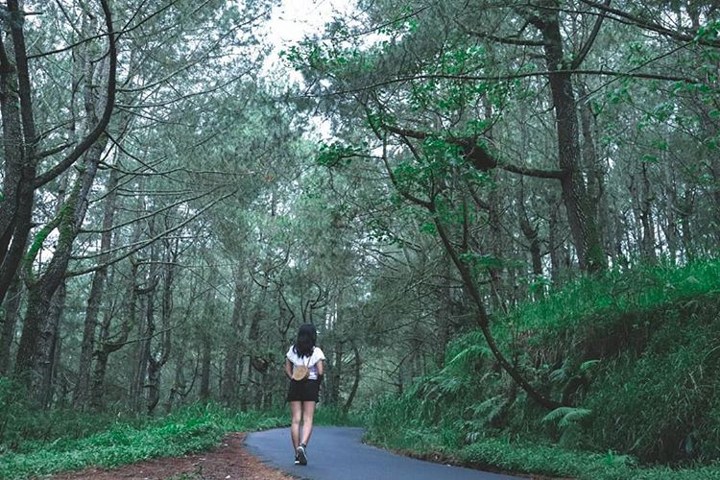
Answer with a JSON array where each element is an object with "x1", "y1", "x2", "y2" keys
[{"x1": 287, "y1": 379, "x2": 321, "y2": 402}]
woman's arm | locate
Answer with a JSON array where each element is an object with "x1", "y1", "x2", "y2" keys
[
  {"x1": 284, "y1": 358, "x2": 293, "y2": 379},
  {"x1": 316, "y1": 360, "x2": 324, "y2": 377}
]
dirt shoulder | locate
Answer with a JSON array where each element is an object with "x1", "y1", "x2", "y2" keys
[{"x1": 44, "y1": 432, "x2": 293, "y2": 480}]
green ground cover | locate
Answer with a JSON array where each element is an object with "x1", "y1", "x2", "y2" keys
[{"x1": 364, "y1": 259, "x2": 720, "y2": 480}]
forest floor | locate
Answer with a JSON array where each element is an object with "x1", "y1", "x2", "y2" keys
[{"x1": 45, "y1": 432, "x2": 293, "y2": 480}]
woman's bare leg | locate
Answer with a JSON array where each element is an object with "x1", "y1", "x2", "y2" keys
[
  {"x1": 300, "y1": 401, "x2": 316, "y2": 446},
  {"x1": 290, "y1": 401, "x2": 303, "y2": 450}
]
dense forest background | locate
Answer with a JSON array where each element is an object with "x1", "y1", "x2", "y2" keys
[{"x1": 1, "y1": 0, "x2": 719, "y2": 476}]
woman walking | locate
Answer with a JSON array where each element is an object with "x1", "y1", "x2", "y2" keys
[{"x1": 285, "y1": 323, "x2": 325, "y2": 465}]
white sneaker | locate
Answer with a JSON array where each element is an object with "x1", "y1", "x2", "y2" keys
[{"x1": 296, "y1": 444, "x2": 307, "y2": 465}]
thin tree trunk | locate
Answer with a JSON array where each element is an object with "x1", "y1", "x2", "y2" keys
[
  {"x1": 130, "y1": 292, "x2": 150, "y2": 413},
  {"x1": 36, "y1": 283, "x2": 66, "y2": 409},
  {"x1": 221, "y1": 273, "x2": 244, "y2": 406},
  {"x1": 547, "y1": 196, "x2": 569, "y2": 284},
  {"x1": 147, "y1": 246, "x2": 175, "y2": 415},
  {"x1": 198, "y1": 334, "x2": 212, "y2": 402},
  {"x1": 0, "y1": 277, "x2": 22, "y2": 375},
  {"x1": 677, "y1": 191, "x2": 695, "y2": 261},
  {"x1": 487, "y1": 182, "x2": 506, "y2": 311},
  {"x1": 146, "y1": 293, "x2": 160, "y2": 415},
  {"x1": 328, "y1": 341, "x2": 343, "y2": 405},
  {"x1": 248, "y1": 308, "x2": 264, "y2": 409},
  {"x1": 89, "y1": 279, "x2": 132, "y2": 410},
  {"x1": 74, "y1": 167, "x2": 119, "y2": 408},
  {"x1": 164, "y1": 347, "x2": 188, "y2": 413},
  {"x1": 342, "y1": 342, "x2": 361, "y2": 416},
  {"x1": 639, "y1": 163, "x2": 658, "y2": 262},
  {"x1": 517, "y1": 184, "x2": 543, "y2": 281}
]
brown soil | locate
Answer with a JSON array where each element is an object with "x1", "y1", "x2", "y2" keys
[{"x1": 44, "y1": 433, "x2": 294, "y2": 480}]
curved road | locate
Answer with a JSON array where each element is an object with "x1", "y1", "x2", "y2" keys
[{"x1": 245, "y1": 427, "x2": 526, "y2": 480}]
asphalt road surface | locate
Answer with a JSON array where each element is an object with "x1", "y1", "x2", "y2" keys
[{"x1": 245, "y1": 427, "x2": 526, "y2": 480}]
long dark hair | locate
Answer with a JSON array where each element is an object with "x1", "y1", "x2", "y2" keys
[{"x1": 293, "y1": 323, "x2": 317, "y2": 358}]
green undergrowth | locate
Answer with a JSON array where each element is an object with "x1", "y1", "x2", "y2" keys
[
  {"x1": 365, "y1": 258, "x2": 720, "y2": 479},
  {"x1": 0, "y1": 403, "x2": 292, "y2": 480}
]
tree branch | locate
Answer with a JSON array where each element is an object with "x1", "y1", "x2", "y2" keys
[
  {"x1": 306, "y1": 68, "x2": 699, "y2": 99},
  {"x1": 34, "y1": 0, "x2": 117, "y2": 187},
  {"x1": 571, "y1": 0, "x2": 611, "y2": 70},
  {"x1": 458, "y1": 21, "x2": 545, "y2": 47},
  {"x1": 500, "y1": 162, "x2": 566, "y2": 179},
  {"x1": 580, "y1": 0, "x2": 720, "y2": 48}
]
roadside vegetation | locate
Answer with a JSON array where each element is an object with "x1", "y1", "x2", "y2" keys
[
  {"x1": 364, "y1": 258, "x2": 720, "y2": 480},
  {"x1": 0, "y1": 403, "x2": 287, "y2": 480},
  {"x1": 0, "y1": 401, "x2": 356, "y2": 480}
]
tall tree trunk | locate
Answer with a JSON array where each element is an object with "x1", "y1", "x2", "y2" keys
[
  {"x1": 677, "y1": 191, "x2": 695, "y2": 261},
  {"x1": 130, "y1": 293, "x2": 150, "y2": 413},
  {"x1": 164, "y1": 347, "x2": 188, "y2": 413},
  {"x1": 247, "y1": 308, "x2": 264, "y2": 409},
  {"x1": 530, "y1": 9, "x2": 606, "y2": 273},
  {"x1": 145, "y1": 293, "x2": 160, "y2": 415},
  {"x1": 487, "y1": 181, "x2": 506, "y2": 312},
  {"x1": 547, "y1": 196, "x2": 570, "y2": 284},
  {"x1": 483, "y1": 96, "x2": 506, "y2": 310}
]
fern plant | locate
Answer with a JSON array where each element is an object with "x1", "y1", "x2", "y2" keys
[{"x1": 542, "y1": 407, "x2": 593, "y2": 429}]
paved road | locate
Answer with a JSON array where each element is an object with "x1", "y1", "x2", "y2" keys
[{"x1": 245, "y1": 427, "x2": 526, "y2": 480}]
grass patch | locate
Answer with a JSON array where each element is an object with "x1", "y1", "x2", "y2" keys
[
  {"x1": 0, "y1": 404, "x2": 288, "y2": 480},
  {"x1": 458, "y1": 436, "x2": 720, "y2": 480}
]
